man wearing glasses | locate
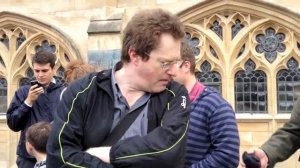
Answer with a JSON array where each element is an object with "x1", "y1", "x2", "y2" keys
[
  {"x1": 172, "y1": 42, "x2": 240, "y2": 168},
  {"x1": 47, "y1": 9, "x2": 190, "y2": 168}
]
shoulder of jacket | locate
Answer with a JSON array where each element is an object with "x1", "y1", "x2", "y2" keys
[
  {"x1": 65, "y1": 73, "x2": 97, "y2": 92},
  {"x1": 200, "y1": 87, "x2": 220, "y2": 98},
  {"x1": 69, "y1": 70, "x2": 111, "y2": 90},
  {"x1": 167, "y1": 81, "x2": 186, "y2": 93},
  {"x1": 17, "y1": 85, "x2": 30, "y2": 93},
  {"x1": 96, "y1": 69, "x2": 111, "y2": 80}
]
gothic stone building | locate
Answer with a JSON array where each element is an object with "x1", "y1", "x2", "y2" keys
[{"x1": 1, "y1": 0, "x2": 300, "y2": 167}]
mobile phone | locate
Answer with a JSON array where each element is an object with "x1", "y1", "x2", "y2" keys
[
  {"x1": 30, "y1": 80, "x2": 43, "y2": 88},
  {"x1": 242, "y1": 152, "x2": 260, "y2": 168}
]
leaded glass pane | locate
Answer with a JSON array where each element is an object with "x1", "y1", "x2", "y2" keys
[
  {"x1": 0, "y1": 56, "x2": 5, "y2": 68},
  {"x1": 0, "y1": 78, "x2": 7, "y2": 114},
  {"x1": 19, "y1": 68, "x2": 34, "y2": 87},
  {"x1": 16, "y1": 32, "x2": 26, "y2": 49},
  {"x1": 237, "y1": 44, "x2": 245, "y2": 58},
  {"x1": 55, "y1": 66, "x2": 65, "y2": 84},
  {"x1": 26, "y1": 68, "x2": 34, "y2": 78},
  {"x1": 210, "y1": 21, "x2": 223, "y2": 39},
  {"x1": 277, "y1": 58, "x2": 300, "y2": 113},
  {"x1": 245, "y1": 59, "x2": 256, "y2": 74},
  {"x1": 277, "y1": 43, "x2": 286, "y2": 52},
  {"x1": 255, "y1": 27, "x2": 286, "y2": 63},
  {"x1": 19, "y1": 78, "x2": 30, "y2": 87},
  {"x1": 196, "y1": 61, "x2": 221, "y2": 92},
  {"x1": 232, "y1": 19, "x2": 245, "y2": 39},
  {"x1": 265, "y1": 51, "x2": 277, "y2": 63},
  {"x1": 35, "y1": 40, "x2": 56, "y2": 53},
  {"x1": 210, "y1": 46, "x2": 218, "y2": 58},
  {"x1": 0, "y1": 33, "x2": 9, "y2": 49},
  {"x1": 54, "y1": 76, "x2": 64, "y2": 84},
  {"x1": 20, "y1": 55, "x2": 26, "y2": 66},
  {"x1": 185, "y1": 32, "x2": 200, "y2": 56},
  {"x1": 201, "y1": 61, "x2": 211, "y2": 72},
  {"x1": 235, "y1": 60, "x2": 267, "y2": 113},
  {"x1": 64, "y1": 54, "x2": 70, "y2": 62}
]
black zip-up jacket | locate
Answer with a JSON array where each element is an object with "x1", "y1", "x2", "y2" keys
[
  {"x1": 7, "y1": 80, "x2": 65, "y2": 160},
  {"x1": 46, "y1": 69, "x2": 190, "y2": 168}
]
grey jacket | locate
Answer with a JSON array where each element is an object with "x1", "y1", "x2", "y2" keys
[{"x1": 261, "y1": 98, "x2": 300, "y2": 167}]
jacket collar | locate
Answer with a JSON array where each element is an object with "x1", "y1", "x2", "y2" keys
[{"x1": 95, "y1": 69, "x2": 114, "y2": 100}]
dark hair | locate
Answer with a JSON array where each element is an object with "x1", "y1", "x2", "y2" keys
[
  {"x1": 25, "y1": 121, "x2": 52, "y2": 153},
  {"x1": 64, "y1": 60, "x2": 97, "y2": 84},
  {"x1": 181, "y1": 41, "x2": 196, "y2": 73},
  {"x1": 32, "y1": 51, "x2": 56, "y2": 68},
  {"x1": 121, "y1": 8, "x2": 185, "y2": 62}
]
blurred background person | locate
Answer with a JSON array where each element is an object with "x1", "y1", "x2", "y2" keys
[
  {"x1": 243, "y1": 97, "x2": 300, "y2": 168},
  {"x1": 7, "y1": 51, "x2": 65, "y2": 168},
  {"x1": 173, "y1": 41, "x2": 240, "y2": 168},
  {"x1": 64, "y1": 60, "x2": 97, "y2": 85},
  {"x1": 25, "y1": 121, "x2": 52, "y2": 168},
  {"x1": 60, "y1": 60, "x2": 97, "y2": 99}
]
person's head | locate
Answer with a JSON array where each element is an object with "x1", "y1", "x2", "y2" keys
[
  {"x1": 32, "y1": 51, "x2": 56, "y2": 87},
  {"x1": 25, "y1": 121, "x2": 52, "y2": 156},
  {"x1": 121, "y1": 8, "x2": 185, "y2": 92},
  {"x1": 172, "y1": 41, "x2": 196, "y2": 85},
  {"x1": 64, "y1": 60, "x2": 97, "y2": 85}
]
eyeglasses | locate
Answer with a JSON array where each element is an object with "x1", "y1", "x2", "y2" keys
[
  {"x1": 144, "y1": 52, "x2": 182, "y2": 70},
  {"x1": 158, "y1": 59, "x2": 183, "y2": 70}
]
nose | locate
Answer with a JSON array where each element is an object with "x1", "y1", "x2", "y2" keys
[
  {"x1": 166, "y1": 63, "x2": 179, "y2": 76},
  {"x1": 36, "y1": 72, "x2": 44, "y2": 78}
]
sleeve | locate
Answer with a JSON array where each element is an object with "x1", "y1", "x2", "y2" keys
[
  {"x1": 190, "y1": 102, "x2": 240, "y2": 168},
  {"x1": 110, "y1": 84, "x2": 190, "y2": 168},
  {"x1": 6, "y1": 87, "x2": 31, "y2": 131},
  {"x1": 46, "y1": 82, "x2": 113, "y2": 168},
  {"x1": 261, "y1": 97, "x2": 300, "y2": 167}
]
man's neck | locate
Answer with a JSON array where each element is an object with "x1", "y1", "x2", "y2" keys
[
  {"x1": 184, "y1": 74, "x2": 198, "y2": 93},
  {"x1": 115, "y1": 66, "x2": 145, "y2": 107},
  {"x1": 42, "y1": 78, "x2": 55, "y2": 88},
  {"x1": 34, "y1": 151, "x2": 47, "y2": 162}
]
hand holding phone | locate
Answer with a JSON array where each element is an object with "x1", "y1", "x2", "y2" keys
[
  {"x1": 242, "y1": 151, "x2": 261, "y2": 168},
  {"x1": 26, "y1": 80, "x2": 44, "y2": 106},
  {"x1": 30, "y1": 80, "x2": 43, "y2": 89}
]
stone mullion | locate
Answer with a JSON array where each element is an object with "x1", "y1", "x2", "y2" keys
[{"x1": 222, "y1": 16, "x2": 233, "y2": 103}]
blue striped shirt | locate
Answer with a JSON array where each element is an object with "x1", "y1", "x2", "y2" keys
[{"x1": 185, "y1": 87, "x2": 240, "y2": 168}]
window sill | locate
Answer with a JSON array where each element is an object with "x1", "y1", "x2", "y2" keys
[
  {"x1": 274, "y1": 113, "x2": 291, "y2": 122},
  {"x1": 0, "y1": 114, "x2": 6, "y2": 122},
  {"x1": 236, "y1": 113, "x2": 273, "y2": 122},
  {"x1": 236, "y1": 113, "x2": 291, "y2": 122}
]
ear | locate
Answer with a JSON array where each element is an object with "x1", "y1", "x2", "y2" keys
[
  {"x1": 182, "y1": 61, "x2": 191, "y2": 73},
  {"x1": 25, "y1": 141, "x2": 34, "y2": 155},
  {"x1": 128, "y1": 48, "x2": 140, "y2": 65}
]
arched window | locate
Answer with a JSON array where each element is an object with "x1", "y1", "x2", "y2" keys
[
  {"x1": 235, "y1": 59, "x2": 267, "y2": 114},
  {"x1": 18, "y1": 41, "x2": 66, "y2": 86},
  {"x1": 0, "y1": 11, "x2": 80, "y2": 118},
  {"x1": 277, "y1": 58, "x2": 300, "y2": 113}
]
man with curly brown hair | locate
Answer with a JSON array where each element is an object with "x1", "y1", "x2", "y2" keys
[{"x1": 47, "y1": 8, "x2": 190, "y2": 168}]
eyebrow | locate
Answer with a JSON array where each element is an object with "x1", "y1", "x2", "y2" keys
[
  {"x1": 34, "y1": 69, "x2": 50, "y2": 71},
  {"x1": 158, "y1": 57, "x2": 181, "y2": 62}
]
